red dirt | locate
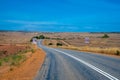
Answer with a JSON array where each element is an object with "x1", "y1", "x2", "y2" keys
[
  {"x1": 0, "y1": 48, "x2": 46, "y2": 80},
  {"x1": 0, "y1": 44, "x2": 27, "y2": 58}
]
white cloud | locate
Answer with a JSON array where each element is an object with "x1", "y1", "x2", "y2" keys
[
  {"x1": 5, "y1": 20, "x2": 59, "y2": 25},
  {"x1": 84, "y1": 26, "x2": 98, "y2": 29},
  {"x1": 84, "y1": 26, "x2": 93, "y2": 29}
]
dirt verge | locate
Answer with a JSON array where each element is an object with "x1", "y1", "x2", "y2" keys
[{"x1": 0, "y1": 46, "x2": 46, "y2": 80}]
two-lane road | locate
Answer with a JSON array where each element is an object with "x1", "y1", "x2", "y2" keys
[{"x1": 34, "y1": 40, "x2": 120, "y2": 80}]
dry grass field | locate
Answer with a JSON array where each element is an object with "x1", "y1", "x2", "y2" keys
[
  {"x1": 42, "y1": 32, "x2": 120, "y2": 56},
  {"x1": 42, "y1": 32, "x2": 120, "y2": 47},
  {"x1": 0, "y1": 31, "x2": 120, "y2": 56},
  {"x1": 0, "y1": 31, "x2": 119, "y2": 79},
  {"x1": 0, "y1": 45, "x2": 46, "y2": 80},
  {"x1": 1, "y1": 32, "x2": 120, "y2": 47},
  {"x1": 0, "y1": 32, "x2": 38, "y2": 44},
  {"x1": 0, "y1": 32, "x2": 46, "y2": 80}
]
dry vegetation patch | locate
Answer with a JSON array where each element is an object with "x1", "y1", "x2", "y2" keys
[
  {"x1": 0, "y1": 32, "x2": 46, "y2": 80},
  {"x1": 0, "y1": 44, "x2": 27, "y2": 58},
  {"x1": 43, "y1": 39, "x2": 120, "y2": 56},
  {"x1": 0, "y1": 45, "x2": 46, "y2": 80},
  {"x1": 60, "y1": 46, "x2": 120, "y2": 56}
]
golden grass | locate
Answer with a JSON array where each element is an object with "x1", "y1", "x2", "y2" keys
[
  {"x1": 43, "y1": 39, "x2": 120, "y2": 56},
  {"x1": 59, "y1": 45, "x2": 120, "y2": 56}
]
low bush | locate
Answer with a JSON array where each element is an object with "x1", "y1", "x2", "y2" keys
[
  {"x1": 48, "y1": 43, "x2": 53, "y2": 45},
  {"x1": 0, "y1": 50, "x2": 7, "y2": 55},
  {"x1": 31, "y1": 49, "x2": 35, "y2": 53},
  {"x1": 45, "y1": 37, "x2": 50, "y2": 39},
  {"x1": 11, "y1": 54, "x2": 26, "y2": 66},
  {"x1": 30, "y1": 35, "x2": 49, "y2": 42},
  {"x1": 9, "y1": 67, "x2": 13, "y2": 71},
  {"x1": 56, "y1": 43, "x2": 63, "y2": 46},
  {"x1": 0, "y1": 47, "x2": 35, "y2": 66},
  {"x1": 0, "y1": 52, "x2": 26, "y2": 66},
  {"x1": 102, "y1": 34, "x2": 109, "y2": 38},
  {"x1": 3, "y1": 57, "x2": 9, "y2": 62},
  {"x1": 10, "y1": 62, "x2": 15, "y2": 66},
  {"x1": 0, "y1": 61, "x2": 2, "y2": 66},
  {"x1": 115, "y1": 50, "x2": 120, "y2": 55}
]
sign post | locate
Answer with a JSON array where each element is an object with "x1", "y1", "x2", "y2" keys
[
  {"x1": 32, "y1": 38, "x2": 37, "y2": 44},
  {"x1": 85, "y1": 37, "x2": 90, "y2": 44}
]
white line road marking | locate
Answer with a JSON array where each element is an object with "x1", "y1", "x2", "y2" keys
[{"x1": 52, "y1": 48, "x2": 119, "y2": 80}]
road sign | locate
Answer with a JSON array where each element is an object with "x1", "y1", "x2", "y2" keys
[
  {"x1": 85, "y1": 37, "x2": 90, "y2": 44},
  {"x1": 32, "y1": 38, "x2": 37, "y2": 44}
]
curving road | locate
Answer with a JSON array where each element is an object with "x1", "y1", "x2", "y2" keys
[{"x1": 34, "y1": 40, "x2": 120, "y2": 80}]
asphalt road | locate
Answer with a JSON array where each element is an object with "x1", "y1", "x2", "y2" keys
[{"x1": 34, "y1": 40, "x2": 120, "y2": 80}]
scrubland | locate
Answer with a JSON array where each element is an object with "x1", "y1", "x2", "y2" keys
[
  {"x1": 0, "y1": 32, "x2": 46, "y2": 80},
  {"x1": 43, "y1": 32, "x2": 120, "y2": 56}
]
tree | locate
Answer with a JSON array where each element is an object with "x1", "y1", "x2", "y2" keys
[
  {"x1": 30, "y1": 35, "x2": 49, "y2": 42},
  {"x1": 38, "y1": 35, "x2": 45, "y2": 39}
]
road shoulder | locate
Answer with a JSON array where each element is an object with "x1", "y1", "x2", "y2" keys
[{"x1": 0, "y1": 46, "x2": 46, "y2": 80}]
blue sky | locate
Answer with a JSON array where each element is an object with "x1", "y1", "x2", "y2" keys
[{"x1": 0, "y1": 0, "x2": 120, "y2": 32}]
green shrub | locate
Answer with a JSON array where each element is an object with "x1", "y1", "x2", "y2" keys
[
  {"x1": 48, "y1": 43, "x2": 53, "y2": 45},
  {"x1": 30, "y1": 35, "x2": 46, "y2": 41},
  {"x1": 45, "y1": 37, "x2": 50, "y2": 39},
  {"x1": 10, "y1": 62, "x2": 15, "y2": 66},
  {"x1": 38, "y1": 35, "x2": 45, "y2": 39},
  {"x1": 11, "y1": 54, "x2": 24, "y2": 65},
  {"x1": 115, "y1": 50, "x2": 120, "y2": 55},
  {"x1": 0, "y1": 50, "x2": 7, "y2": 55},
  {"x1": 9, "y1": 67, "x2": 13, "y2": 71},
  {"x1": 3, "y1": 57, "x2": 9, "y2": 62},
  {"x1": 56, "y1": 38, "x2": 61, "y2": 40},
  {"x1": 33, "y1": 36, "x2": 39, "y2": 39},
  {"x1": 30, "y1": 38, "x2": 33, "y2": 42},
  {"x1": 0, "y1": 50, "x2": 27, "y2": 66},
  {"x1": 13, "y1": 55, "x2": 22, "y2": 61},
  {"x1": 56, "y1": 43, "x2": 63, "y2": 46},
  {"x1": 102, "y1": 34, "x2": 109, "y2": 38},
  {"x1": 0, "y1": 61, "x2": 2, "y2": 66},
  {"x1": 31, "y1": 49, "x2": 35, "y2": 53}
]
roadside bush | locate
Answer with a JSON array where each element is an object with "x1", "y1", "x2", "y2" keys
[
  {"x1": 9, "y1": 67, "x2": 13, "y2": 71},
  {"x1": 33, "y1": 36, "x2": 39, "y2": 39},
  {"x1": 30, "y1": 35, "x2": 46, "y2": 41},
  {"x1": 0, "y1": 49, "x2": 30, "y2": 66},
  {"x1": 38, "y1": 35, "x2": 45, "y2": 39},
  {"x1": 115, "y1": 50, "x2": 120, "y2": 55},
  {"x1": 45, "y1": 37, "x2": 50, "y2": 39},
  {"x1": 10, "y1": 62, "x2": 15, "y2": 66},
  {"x1": 56, "y1": 38, "x2": 61, "y2": 40},
  {"x1": 3, "y1": 57, "x2": 9, "y2": 62},
  {"x1": 102, "y1": 34, "x2": 109, "y2": 38},
  {"x1": 12, "y1": 55, "x2": 22, "y2": 61},
  {"x1": 30, "y1": 38, "x2": 33, "y2": 42},
  {"x1": 56, "y1": 43, "x2": 63, "y2": 46},
  {"x1": 48, "y1": 43, "x2": 53, "y2": 45},
  {"x1": 39, "y1": 35, "x2": 50, "y2": 39},
  {"x1": 0, "y1": 50, "x2": 7, "y2": 55},
  {"x1": 31, "y1": 49, "x2": 35, "y2": 53},
  {"x1": 30, "y1": 36, "x2": 38, "y2": 42},
  {"x1": 0, "y1": 61, "x2": 2, "y2": 66},
  {"x1": 11, "y1": 54, "x2": 26, "y2": 66}
]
